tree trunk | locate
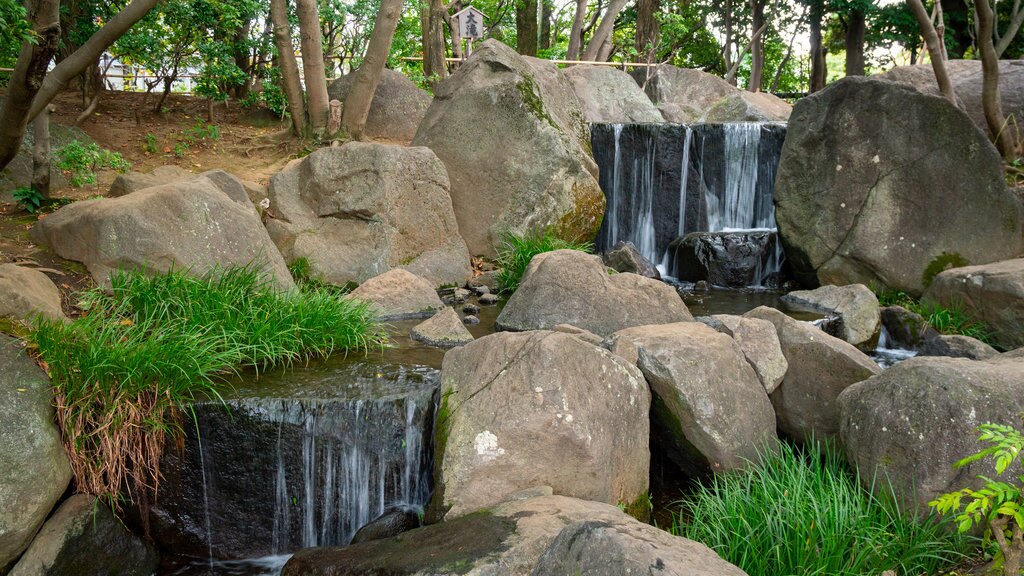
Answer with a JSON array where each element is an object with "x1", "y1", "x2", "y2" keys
[
  {"x1": 748, "y1": 0, "x2": 766, "y2": 91},
  {"x1": 635, "y1": 0, "x2": 660, "y2": 61},
  {"x1": 342, "y1": 0, "x2": 403, "y2": 139},
  {"x1": 32, "y1": 105, "x2": 53, "y2": 200},
  {"x1": 425, "y1": 0, "x2": 448, "y2": 83},
  {"x1": 995, "y1": 0, "x2": 1024, "y2": 57},
  {"x1": 808, "y1": 0, "x2": 826, "y2": 92},
  {"x1": 540, "y1": 0, "x2": 553, "y2": 50},
  {"x1": 270, "y1": 0, "x2": 307, "y2": 136},
  {"x1": 296, "y1": 0, "x2": 330, "y2": 135},
  {"x1": 566, "y1": 0, "x2": 588, "y2": 60},
  {"x1": 974, "y1": 0, "x2": 1017, "y2": 159},
  {"x1": 908, "y1": 0, "x2": 958, "y2": 106},
  {"x1": 844, "y1": 8, "x2": 866, "y2": 76},
  {"x1": 233, "y1": 20, "x2": 253, "y2": 98},
  {"x1": 581, "y1": 0, "x2": 628, "y2": 61},
  {"x1": 516, "y1": 0, "x2": 539, "y2": 55},
  {"x1": 724, "y1": 0, "x2": 735, "y2": 85}
]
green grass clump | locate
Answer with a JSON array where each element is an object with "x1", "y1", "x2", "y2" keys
[
  {"x1": 31, "y1": 264, "x2": 384, "y2": 507},
  {"x1": 673, "y1": 440, "x2": 973, "y2": 576},
  {"x1": 495, "y1": 228, "x2": 593, "y2": 293},
  {"x1": 55, "y1": 140, "x2": 131, "y2": 186},
  {"x1": 876, "y1": 289, "x2": 995, "y2": 345}
]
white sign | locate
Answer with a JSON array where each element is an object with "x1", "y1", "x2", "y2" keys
[{"x1": 455, "y1": 7, "x2": 485, "y2": 40}]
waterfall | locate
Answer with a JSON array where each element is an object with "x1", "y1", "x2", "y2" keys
[{"x1": 592, "y1": 122, "x2": 786, "y2": 284}]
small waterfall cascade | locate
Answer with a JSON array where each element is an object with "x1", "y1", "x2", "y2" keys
[
  {"x1": 151, "y1": 362, "x2": 438, "y2": 562},
  {"x1": 592, "y1": 122, "x2": 786, "y2": 285}
]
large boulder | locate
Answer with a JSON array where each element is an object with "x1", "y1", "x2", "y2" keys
[
  {"x1": 432, "y1": 332, "x2": 650, "y2": 520},
  {"x1": 704, "y1": 91, "x2": 792, "y2": 122},
  {"x1": 283, "y1": 489, "x2": 748, "y2": 576},
  {"x1": 774, "y1": 77, "x2": 1024, "y2": 295},
  {"x1": 496, "y1": 249, "x2": 692, "y2": 337},
  {"x1": 107, "y1": 165, "x2": 195, "y2": 197},
  {"x1": 878, "y1": 59, "x2": 1024, "y2": 138},
  {"x1": 8, "y1": 495, "x2": 159, "y2": 576},
  {"x1": 0, "y1": 121, "x2": 89, "y2": 200},
  {"x1": 610, "y1": 322, "x2": 777, "y2": 473},
  {"x1": 670, "y1": 231, "x2": 780, "y2": 288},
  {"x1": 781, "y1": 284, "x2": 881, "y2": 348},
  {"x1": 0, "y1": 336, "x2": 72, "y2": 572},
  {"x1": 265, "y1": 142, "x2": 471, "y2": 287},
  {"x1": 30, "y1": 175, "x2": 294, "y2": 290},
  {"x1": 632, "y1": 64, "x2": 790, "y2": 122},
  {"x1": 923, "y1": 258, "x2": 1024, "y2": 350},
  {"x1": 744, "y1": 306, "x2": 881, "y2": 441},
  {"x1": 412, "y1": 40, "x2": 605, "y2": 257},
  {"x1": 838, "y1": 354, "x2": 1024, "y2": 514},
  {"x1": 560, "y1": 65, "x2": 663, "y2": 123},
  {"x1": 327, "y1": 68, "x2": 433, "y2": 145},
  {"x1": 702, "y1": 314, "x2": 788, "y2": 393},
  {"x1": 347, "y1": 269, "x2": 444, "y2": 321},
  {"x1": 0, "y1": 265, "x2": 66, "y2": 324}
]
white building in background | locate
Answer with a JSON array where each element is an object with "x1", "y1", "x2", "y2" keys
[{"x1": 98, "y1": 51, "x2": 198, "y2": 93}]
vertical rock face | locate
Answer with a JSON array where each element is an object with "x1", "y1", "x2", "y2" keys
[
  {"x1": 432, "y1": 331, "x2": 650, "y2": 520},
  {"x1": 0, "y1": 336, "x2": 72, "y2": 572},
  {"x1": 560, "y1": 65, "x2": 663, "y2": 123},
  {"x1": 773, "y1": 77, "x2": 1024, "y2": 295},
  {"x1": 924, "y1": 258, "x2": 1024, "y2": 350},
  {"x1": 412, "y1": 40, "x2": 605, "y2": 257}
]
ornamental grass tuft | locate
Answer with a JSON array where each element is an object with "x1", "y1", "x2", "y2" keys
[
  {"x1": 495, "y1": 228, "x2": 593, "y2": 293},
  {"x1": 31, "y1": 264, "x2": 384, "y2": 508}
]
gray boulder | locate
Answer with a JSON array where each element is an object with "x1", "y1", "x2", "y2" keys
[
  {"x1": 602, "y1": 241, "x2": 660, "y2": 279},
  {"x1": 107, "y1": 165, "x2": 194, "y2": 197},
  {"x1": 703, "y1": 314, "x2": 788, "y2": 393},
  {"x1": 633, "y1": 65, "x2": 736, "y2": 122},
  {"x1": 327, "y1": 67, "x2": 432, "y2": 144},
  {"x1": 350, "y1": 505, "x2": 422, "y2": 545},
  {"x1": 839, "y1": 354, "x2": 1024, "y2": 514},
  {"x1": 919, "y1": 334, "x2": 1000, "y2": 360},
  {"x1": 744, "y1": 306, "x2": 881, "y2": 441},
  {"x1": 283, "y1": 490, "x2": 748, "y2": 576},
  {"x1": 0, "y1": 265, "x2": 66, "y2": 324},
  {"x1": 8, "y1": 495, "x2": 158, "y2": 576},
  {"x1": 880, "y1": 305, "x2": 936, "y2": 349},
  {"x1": 670, "y1": 230, "x2": 780, "y2": 288},
  {"x1": 924, "y1": 258, "x2": 1024, "y2": 350},
  {"x1": 704, "y1": 91, "x2": 791, "y2": 122},
  {"x1": 0, "y1": 336, "x2": 72, "y2": 572},
  {"x1": 0, "y1": 122, "x2": 90, "y2": 200},
  {"x1": 496, "y1": 249, "x2": 692, "y2": 337},
  {"x1": 560, "y1": 66, "x2": 663, "y2": 123},
  {"x1": 265, "y1": 142, "x2": 472, "y2": 287},
  {"x1": 409, "y1": 307, "x2": 474, "y2": 348},
  {"x1": 348, "y1": 269, "x2": 444, "y2": 321},
  {"x1": 781, "y1": 284, "x2": 881, "y2": 348},
  {"x1": 432, "y1": 332, "x2": 650, "y2": 520},
  {"x1": 774, "y1": 77, "x2": 1023, "y2": 295},
  {"x1": 412, "y1": 40, "x2": 604, "y2": 257},
  {"x1": 30, "y1": 175, "x2": 294, "y2": 291},
  {"x1": 610, "y1": 322, "x2": 777, "y2": 473}
]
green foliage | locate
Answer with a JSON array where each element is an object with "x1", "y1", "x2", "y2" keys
[
  {"x1": 675, "y1": 440, "x2": 973, "y2": 576},
  {"x1": 55, "y1": 141, "x2": 131, "y2": 187},
  {"x1": 0, "y1": 0, "x2": 31, "y2": 70},
  {"x1": 930, "y1": 423, "x2": 1024, "y2": 575},
  {"x1": 495, "y1": 228, "x2": 593, "y2": 293},
  {"x1": 143, "y1": 133, "x2": 158, "y2": 154},
  {"x1": 875, "y1": 288, "x2": 996, "y2": 345},
  {"x1": 288, "y1": 257, "x2": 355, "y2": 295},
  {"x1": 923, "y1": 251, "x2": 969, "y2": 289},
  {"x1": 30, "y1": 264, "x2": 384, "y2": 507},
  {"x1": 183, "y1": 120, "x2": 221, "y2": 142},
  {"x1": 12, "y1": 186, "x2": 45, "y2": 213}
]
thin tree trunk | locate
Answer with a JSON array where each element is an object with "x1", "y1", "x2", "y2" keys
[
  {"x1": 32, "y1": 105, "x2": 53, "y2": 200},
  {"x1": 974, "y1": 0, "x2": 1017, "y2": 158},
  {"x1": 540, "y1": 0, "x2": 553, "y2": 50},
  {"x1": 844, "y1": 8, "x2": 866, "y2": 76},
  {"x1": 580, "y1": 0, "x2": 628, "y2": 61},
  {"x1": 770, "y1": 4, "x2": 805, "y2": 92},
  {"x1": 748, "y1": 0, "x2": 766, "y2": 91},
  {"x1": 995, "y1": 0, "x2": 1024, "y2": 57},
  {"x1": 809, "y1": 0, "x2": 827, "y2": 92},
  {"x1": 270, "y1": 0, "x2": 307, "y2": 136},
  {"x1": 0, "y1": 0, "x2": 61, "y2": 171},
  {"x1": 233, "y1": 20, "x2": 253, "y2": 98},
  {"x1": 342, "y1": 0, "x2": 404, "y2": 139},
  {"x1": 426, "y1": 0, "x2": 448, "y2": 84},
  {"x1": 724, "y1": 0, "x2": 733, "y2": 82},
  {"x1": 565, "y1": 0, "x2": 588, "y2": 60},
  {"x1": 907, "y1": 0, "x2": 958, "y2": 106},
  {"x1": 516, "y1": 0, "x2": 538, "y2": 55},
  {"x1": 931, "y1": 0, "x2": 948, "y2": 60},
  {"x1": 296, "y1": 0, "x2": 330, "y2": 135},
  {"x1": 635, "y1": 0, "x2": 659, "y2": 61},
  {"x1": 725, "y1": 21, "x2": 768, "y2": 84}
]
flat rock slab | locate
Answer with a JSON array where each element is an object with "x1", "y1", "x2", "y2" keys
[
  {"x1": 410, "y1": 307, "x2": 474, "y2": 348},
  {"x1": 781, "y1": 283, "x2": 880, "y2": 348}
]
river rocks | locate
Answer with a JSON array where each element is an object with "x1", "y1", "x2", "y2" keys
[
  {"x1": 704, "y1": 91, "x2": 792, "y2": 122},
  {"x1": 610, "y1": 322, "x2": 776, "y2": 473},
  {"x1": 265, "y1": 142, "x2": 471, "y2": 287},
  {"x1": 327, "y1": 68, "x2": 432, "y2": 144},
  {"x1": 283, "y1": 490, "x2": 748, "y2": 576},
  {"x1": 0, "y1": 265, "x2": 66, "y2": 324},
  {"x1": 880, "y1": 305, "x2": 935, "y2": 349},
  {"x1": 30, "y1": 174, "x2": 295, "y2": 291},
  {"x1": 774, "y1": 76, "x2": 1024, "y2": 295},
  {"x1": 781, "y1": 284, "x2": 880, "y2": 348},
  {"x1": 432, "y1": 331, "x2": 649, "y2": 520},
  {"x1": 410, "y1": 307, "x2": 474, "y2": 348},
  {"x1": 923, "y1": 258, "x2": 1024, "y2": 350},
  {"x1": 670, "y1": 231, "x2": 780, "y2": 288},
  {"x1": 496, "y1": 249, "x2": 692, "y2": 337},
  {"x1": 348, "y1": 269, "x2": 444, "y2": 321},
  {"x1": 919, "y1": 334, "x2": 1000, "y2": 360},
  {"x1": 350, "y1": 506, "x2": 422, "y2": 545},
  {"x1": 412, "y1": 40, "x2": 604, "y2": 257},
  {"x1": 561, "y1": 66, "x2": 663, "y2": 123},
  {"x1": 744, "y1": 306, "x2": 881, "y2": 441},
  {"x1": 602, "y1": 241, "x2": 660, "y2": 279},
  {"x1": 108, "y1": 165, "x2": 194, "y2": 197},
  {"x1": 838, "y1": 354, "x2": 1024, "y2": 513},
  {"x1": 8, "y1": 495, "x2": 158, "y2": 576},
  {"x1": 0, "y1": 336, "x2": 71, "y2": 572},
  {"x1": 702, "y1": 314, "x2": 787, "y2": 393}
]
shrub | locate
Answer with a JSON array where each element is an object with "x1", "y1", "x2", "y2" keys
[
  {"x1": 674, "y1": 440, "x2": 972, "y2": 576},
  {"x1": 12, "y1": 186, "x2": 45, "y2": 213},
  {"x1": 30, "y1": 264, "x2": 384, "y2": 508},
  {"x1": 495, "y1": 228, "x2": 593, "y2": 293},
  {"x1": 876, "y1": 288, "x2": 996, "y2": 345},
  {"x1": 55, "y1": 141, "x2": 131, "y2": 187}
]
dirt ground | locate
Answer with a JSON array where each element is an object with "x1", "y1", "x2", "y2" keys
[{"x1": 0, "y1": 89, "x2": 303, "y2": 312}]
